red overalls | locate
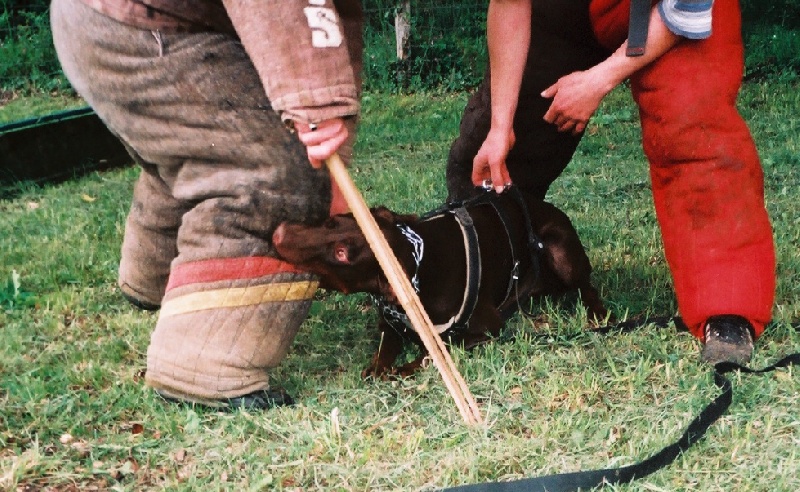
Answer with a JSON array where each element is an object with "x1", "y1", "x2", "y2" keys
[{"x1": 590, "y1": 0, "x2": 776, "y2": 338}]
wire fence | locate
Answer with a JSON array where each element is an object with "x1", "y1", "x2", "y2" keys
[
  {"x1": 1, "y1": 1, "x2": 798, "y2": 119},
  {"x1": 362, "y1": 1, "x2": 487, "y2": 93},
  {"x1": 0, "y1": 2, "x2": 488, "y2": 116}
]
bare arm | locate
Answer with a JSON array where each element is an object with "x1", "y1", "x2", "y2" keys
[
  {"x1": 471, "y1": 0, "x2": 531, "y2": 191},
  {"x1": 541, "y1": 6, "x2": 681, "y2": 135},
  {"x1": 486, "y1": 0, "x2": 531, "y2": 141}
]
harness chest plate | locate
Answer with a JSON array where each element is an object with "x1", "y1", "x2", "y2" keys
[{"x1": 374, "y1": 187, "x2": 545, "y2": 341}]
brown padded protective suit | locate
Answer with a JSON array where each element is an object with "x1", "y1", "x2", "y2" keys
[{"x1": 51, "y1": 0, "x2": 364, "y2": 399}]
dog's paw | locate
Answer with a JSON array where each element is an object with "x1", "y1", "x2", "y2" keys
[
  {"x1": 393, "y1": 356, "x2": 427, "y2": 378},
  {"x1": 361, "y1": 364, "x2": 391, "y2": 380}
]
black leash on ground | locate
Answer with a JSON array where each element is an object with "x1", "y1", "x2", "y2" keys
[{"x1": 442, "y1": 317, "x2": 800, "y2": 492}]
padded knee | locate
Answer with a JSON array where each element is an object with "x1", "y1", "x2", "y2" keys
[{"x1": 144, "y1": 257, "x2": 317, "y2": 401}]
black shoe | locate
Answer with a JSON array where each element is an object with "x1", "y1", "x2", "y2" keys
[
  {"x1": 121, "y1": 291, "x2": 161, "y2": 311},
  {"x1": 700, "y1": 315, "x2": 755, "y2": 365},
  {"x1": 157, "y1": 388, "x2": 295, "y2": 411},
  {"x1": 226, "y1": 389, "x2": 295, "y2": 410}
]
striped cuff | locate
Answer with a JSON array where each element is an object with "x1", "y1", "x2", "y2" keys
[
  {"x1": 658, "y1": 0, "x2": 713, "y2": 40},
  {"x1": 160, "y1": 280, "x2": 319, "y2": 317},
  {"x1": 165, "y1": 256, "x2": 310, "y2": 291},
  {"x1": 161, "y1": 256, "x2": 318, "y2": 317}
]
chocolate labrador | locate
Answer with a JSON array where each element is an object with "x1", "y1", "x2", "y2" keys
[{"x1": 272, "y1": 188, "x2": 606, "y2": 378}]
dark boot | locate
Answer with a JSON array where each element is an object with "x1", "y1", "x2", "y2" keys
[{"x1": 701, "y1": 315, "x2": 755, "y2": 365}]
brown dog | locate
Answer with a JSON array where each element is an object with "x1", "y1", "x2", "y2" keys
[{"x1": 272, "y1": 188, "x2": 606, "y2": 378}]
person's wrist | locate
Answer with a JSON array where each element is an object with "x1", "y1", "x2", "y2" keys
[
  {"x1": 490, "y1": 116, "x2": 513, "y2": 132},
  {"x1": 487, "y1": 124, "x2": 514, "y2": 147},
  {"x1": 593, "y1": 57, "x2": 631, "y2": 94}
]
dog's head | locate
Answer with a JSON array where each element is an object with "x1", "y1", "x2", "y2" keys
[{"x1": 272, "y1": 207, "x2": 417, "y2": 298}]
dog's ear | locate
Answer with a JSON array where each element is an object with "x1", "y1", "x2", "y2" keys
[
  {"x1": 371, "y1": 206, "x2": 418, "y2": 226},
  {"x1": 371, "y1": 206, "x2": 396, "y2": 225}
]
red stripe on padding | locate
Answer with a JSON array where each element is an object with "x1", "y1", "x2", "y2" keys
[{"x1": 166, "y1": 256, "x2": 308, "y2": 292}]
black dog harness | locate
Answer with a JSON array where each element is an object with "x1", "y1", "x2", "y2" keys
[{"x1": 373, "y1": 186, "x2": 544, "y2": 339}]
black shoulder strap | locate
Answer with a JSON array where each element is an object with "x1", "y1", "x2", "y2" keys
[
  {"x1": 627, "y1": 0, "x2": 651, "y2": 57},
  {"x1": 507, "y1": 187, "x2": 545, "y2": 287},
  {"x1": 486, "y1": 198, "x2": 519, "y2": 305},
  {"x1": 444, "y1": 206, "x2": 482, "y2": 332}
]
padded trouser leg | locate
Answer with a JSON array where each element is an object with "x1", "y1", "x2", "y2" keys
[
  {"x1": 52, "y1": 0, "x2": 331, "y2": 400},
  {"x1": 118, "y1": 163, "x2": 185, "y2": 309},
  {"x1": 145, "y1": 259, "x2": 318, "y2": 401}
]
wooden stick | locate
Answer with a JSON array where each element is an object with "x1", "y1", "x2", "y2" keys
[{"x1": 325, "y1": 154, "x2": 483, "y2": 425}]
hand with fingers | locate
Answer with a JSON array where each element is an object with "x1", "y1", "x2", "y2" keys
[
  {"x1": 294, "y1": 117, "x2": 351, "y2": 215},
  {"x1": 471, "y1": 127, "x2": 515, "y2": 193},
  {"x1": 294, "y1": 118, "x2": 351, "y2": 169},
  {"x1": 540, "y1": 68, "x2": 612, "y2": 136}
]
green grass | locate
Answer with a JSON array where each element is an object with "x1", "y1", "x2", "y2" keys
[
  {"x1": 2, "y1": 82, "x2": 800, "y2": 491},
  {"x1": 0, "y1": 92, "x2": 84, "y2": 124}
]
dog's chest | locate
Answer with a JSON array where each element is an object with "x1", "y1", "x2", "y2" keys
[{"x1": 377, "y1": 194, "x2": 545, "y2": 339}]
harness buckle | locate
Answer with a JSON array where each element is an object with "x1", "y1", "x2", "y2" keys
[{"x1": 481, "y1": 179, "x2": 514, "y2": 193}]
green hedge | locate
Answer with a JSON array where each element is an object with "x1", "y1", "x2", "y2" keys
[
  {"x1": 0, "y1": 6, "x2": 70, "y2": 95},
  {"x1": 361, "y1": 3, "x2": 487, "y2": 93},
  {"x1": 0, "y1": 1, "x2": 798, "y2": 98}
]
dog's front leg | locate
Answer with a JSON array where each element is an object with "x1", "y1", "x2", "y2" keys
[
  {"x1": 393, "y1": 354, "x2": 428, "y2": 378},
  {"x1": 462, "y1": 302, "x2": 503, "y2": 349},
  {"x1": 362, "y1": 320, "x2": 405, "y2": 380},
  {"x1": 578, "y1": 282, "x2": 608, "y2": 323},
  {"x1": 391, "y1": 305, "x2": 501, "y2": 379}
]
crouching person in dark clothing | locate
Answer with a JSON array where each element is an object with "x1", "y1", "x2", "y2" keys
[{"x1": 447, "y1": 0, "x2": 775, "y2": 365}]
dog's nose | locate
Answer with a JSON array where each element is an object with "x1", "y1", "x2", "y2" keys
[{"x1": 272, "y1": 223, "x2": 286, "y2": 246}]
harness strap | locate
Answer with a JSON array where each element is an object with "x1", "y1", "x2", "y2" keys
[
  {"x1": 376, "y1": 207, "x2": 482, "y2": 338},
  {"x1": 379, "y1": 187, "x2": 544, "y2": 337},
  {"x1": 508, "y1": 188, "x2": 544, "y2": 263},
  {"x1": 420, "y1": 186, "x2": 501, "y2": 221},
  {"x1": 442, "y1": 207, "x2": 482, "y2": 332},
  {"x1": 485, "y1": 188, "x2": 545, "y2": 314},
  {"x1": 486, "y1": 199, "x2": 519, "y2": 306},
  {"x1": 627, "y1": 0, "x2": 652, "y2": 56}
]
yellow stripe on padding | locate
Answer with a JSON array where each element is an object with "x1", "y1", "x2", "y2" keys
[{"x1": 160, "y1": 280, "x2": 319, "y2": 318}]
